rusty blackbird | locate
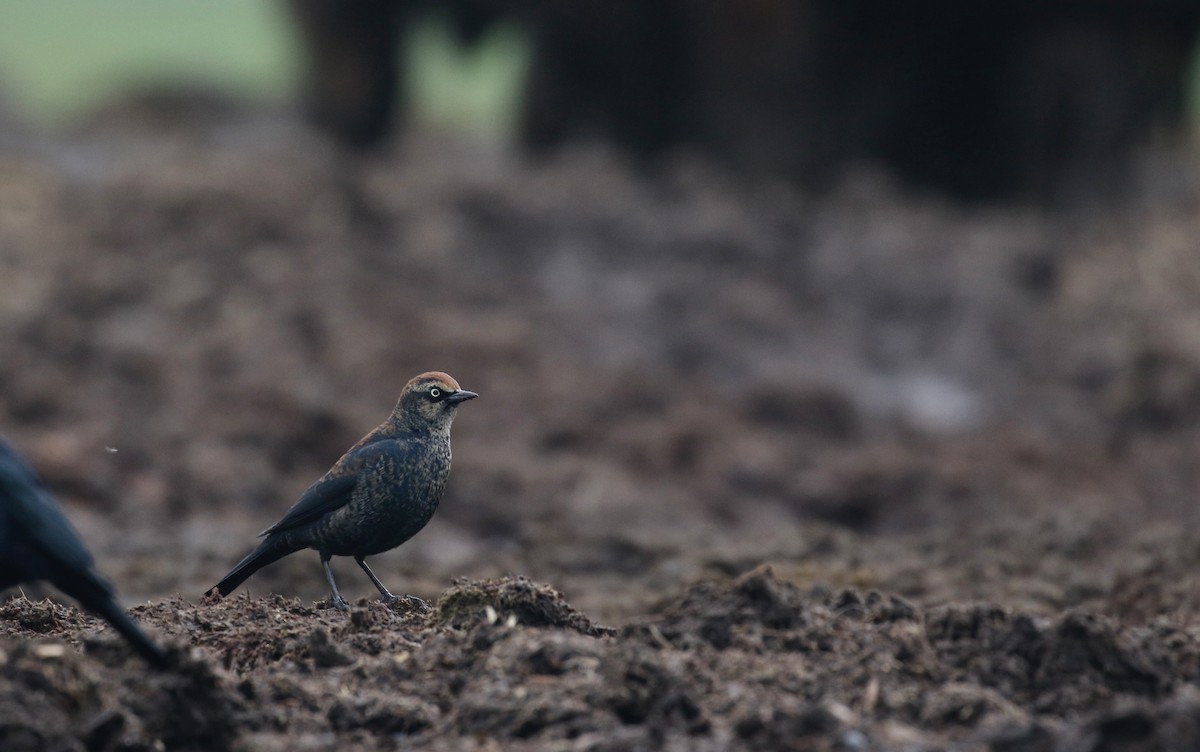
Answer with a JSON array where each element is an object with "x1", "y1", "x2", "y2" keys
[
  {"x1": 209, "y1": 372, "x2": 477, "y2": 610},
  {"x1": 0, "y1": 436, "x2": 169, "y2": 668}
]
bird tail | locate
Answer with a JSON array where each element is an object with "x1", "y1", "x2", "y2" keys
[
  {"x1": 209, "y1": 536, "x2": 296, "y2": 598},
  {"x1": 59, "y1": 573, "x2": 169, "y2": 669},
  {"x1": 85, "y1": 594, "x2": 170, "y2": 669}
]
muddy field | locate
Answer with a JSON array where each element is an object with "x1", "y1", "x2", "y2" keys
[{"x1": 2, "y1": 98, "x2": 1200, "y2": 749}]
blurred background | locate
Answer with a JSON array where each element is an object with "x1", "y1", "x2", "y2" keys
[
  {"x1": 3, "y1": 1, "x2": 1199, "y2": 200},
  {"x1": 3, "y1": 1, "x2": 1200, "y2": 622}
]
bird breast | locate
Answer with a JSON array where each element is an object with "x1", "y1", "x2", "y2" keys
[{"x1": 320, "y1": 435, "x2": 452, "y2": 557}]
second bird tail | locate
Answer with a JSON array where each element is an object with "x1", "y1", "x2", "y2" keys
[
  {"x1": 60, "y1": 573, "x2": 170, "y2": 669},
  {"x1": 210, "y1": 536, "x2": 296, "y2": 598},
  {"x1": 87, "y1": 594, "x2": 170, "y2": 669}
]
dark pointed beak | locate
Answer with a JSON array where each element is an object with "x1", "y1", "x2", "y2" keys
[{"x1": 446, "y1": 389, "x2": 478, "y2": 405}]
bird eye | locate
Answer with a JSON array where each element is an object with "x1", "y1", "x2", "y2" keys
[{"x1": 429, "y1": 387, "x2": 442, "y2": 400}]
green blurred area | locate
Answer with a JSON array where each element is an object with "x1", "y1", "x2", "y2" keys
[
  {"x1": 404, "y1": 12, "x2": 529, "y2": 139},
  {"x1": 0, "y1": 1, "x2": 527, "y2": 136},
  {"x1": 0, "y1": 2, "x2": 297, "y2": 119}
]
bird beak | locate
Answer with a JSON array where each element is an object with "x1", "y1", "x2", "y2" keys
[{"x1": 446, "y1": 389, "x2": 478, "y2": 404}]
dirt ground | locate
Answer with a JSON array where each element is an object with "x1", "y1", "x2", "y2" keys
[{"x1": 3, "y1": 95, "x2": 1200, "y2": 750}]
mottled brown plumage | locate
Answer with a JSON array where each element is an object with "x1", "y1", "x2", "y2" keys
[{"x1": 209, "y1": 372, "x2": 477, "y2": 610}]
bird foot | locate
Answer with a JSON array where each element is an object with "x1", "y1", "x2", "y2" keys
[
  {"x1": 382, "y1": 594, "x2": 428, "y2": 611},
  {"x1": 323, "y1": 596, "x2": 350, "y2": 611}
]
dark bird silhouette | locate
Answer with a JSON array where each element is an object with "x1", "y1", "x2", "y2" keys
[
  {"x1": 209, "y1": 372, "x2": 477, "y2": 610},
  {"x1": 0, "y1": 436, "x2": 168, "y2": 668}
]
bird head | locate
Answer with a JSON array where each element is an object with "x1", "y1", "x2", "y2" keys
[{"x1": 395, "y1": 371, "x2": 478, "y2": 431}]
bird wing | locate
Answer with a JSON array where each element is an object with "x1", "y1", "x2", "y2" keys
[
  {"x1": 0, "y1": 440, "x2": 100, "y2": 578},
  {"x1": 258, "y1": 439, "x2": 405, "y2": 537}
]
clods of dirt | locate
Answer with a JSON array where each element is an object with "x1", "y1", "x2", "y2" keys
[
  {"x1": 0, "y1": 629, "x2": 237, "y2": 752},
  {"x1": 4, "y1": 570, "x2": 1200, "y2": 750},
  {"x1": 432, "y1": 576, "x2": 613, "y2": 636}
]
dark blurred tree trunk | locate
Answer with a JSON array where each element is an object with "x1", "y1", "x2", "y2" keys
[
  {"x1": 289, "y1": 0, "x2": 405, "y2": 148},
  {"x1": 288, "y1": 0, "x2": 1200, "y2": 202}
]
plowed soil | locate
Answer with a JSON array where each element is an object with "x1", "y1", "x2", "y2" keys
[{"x1": 3, "y1": 97, "x2": 1200, "y2": 750}]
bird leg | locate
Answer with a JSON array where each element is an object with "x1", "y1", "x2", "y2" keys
[
  {"x1": 355, "y1": 557, "x2": 396, "y2": 602},
  {"x1": 355, "y1": 557, "x2": 425, "y2": 607},
  {"x1": 321, "y1": 552, "x2": 349, "y2": 611}
]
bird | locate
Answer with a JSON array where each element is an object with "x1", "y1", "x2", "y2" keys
[
  {"x1": 0, "y1": 436, "x2": 169, "y2": 668},
  {"x1": 209, "y1": 371, "x2": 477, "y2": 610}
]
